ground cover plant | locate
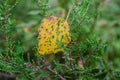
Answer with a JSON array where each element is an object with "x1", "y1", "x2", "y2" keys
[{"x1": 0, "y1": 0, "x2": 120, "y2": 80}]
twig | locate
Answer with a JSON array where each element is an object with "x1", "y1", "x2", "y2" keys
[
  {"x1": 65, "y1": 9, "x2": 72, "y2": 22},
  {"x1": 46, "y1": 66, "x2": 66, "y2": 80},
  {"x1": 41, "y1": 59, "x2": 66, "y2": 80}
]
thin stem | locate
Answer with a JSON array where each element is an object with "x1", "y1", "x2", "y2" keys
[{"x1": 47, "y1": 66, "x2": 66, "y2": 80}]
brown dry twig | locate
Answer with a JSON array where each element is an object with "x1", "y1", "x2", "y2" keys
[
  {"x1": 41, "y1": 59, "x2": 66, "y2": 80},
  {"x1": 46, "y1": 66, "x2": 66, "y2": 80}
]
